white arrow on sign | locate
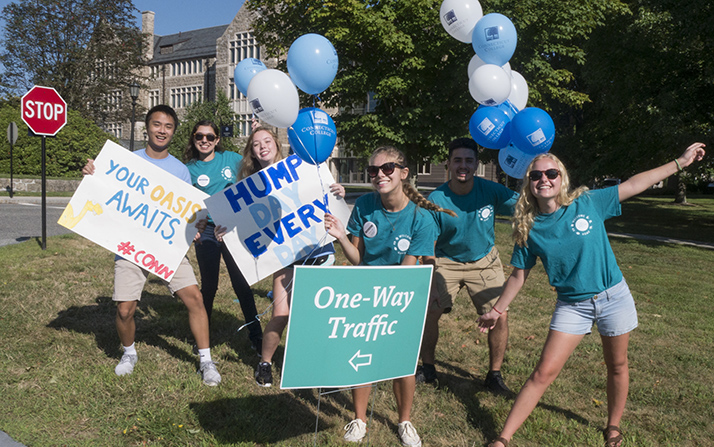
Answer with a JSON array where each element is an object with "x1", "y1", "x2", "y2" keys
[{"x1": 349, "y1": 350, "x2": 373, "y2": 372}]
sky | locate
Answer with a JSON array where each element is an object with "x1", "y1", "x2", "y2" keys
[{"x1": 0, "y1": 1, "x2": 246, "y2": 36}]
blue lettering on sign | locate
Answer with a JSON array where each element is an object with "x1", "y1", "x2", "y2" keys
[{"x1": 105, "y1": 190, "x2": 179, "y2": 242}]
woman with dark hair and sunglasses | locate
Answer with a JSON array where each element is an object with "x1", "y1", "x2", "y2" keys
[
  {"x1": 478, "y1": 143, "x2": 706, "y2": 447},
  {"x1": 184, "y1": 120, "x2": 263, "y2": 354},
  {"x1": 325, "y1": 146, "x2": 455, "y2": 447}
]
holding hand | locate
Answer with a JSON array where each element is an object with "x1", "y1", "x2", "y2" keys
[
  {"x1": 330, "y1": 183, "x2": 346, "y2": 199},
  {"x1": 324, "y1": 213, "x2": 346, "y2": 240},
  {"x1": 82, "y1": 159, "x2": 95, "y2": 176}
]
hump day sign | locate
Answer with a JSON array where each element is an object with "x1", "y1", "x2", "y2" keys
[
  {"x1": 58, "y1": 140, "x2": 208, "y2": 281},
  {"x1": 204, "y1": 155, "x2": 351, "y2": 285}
]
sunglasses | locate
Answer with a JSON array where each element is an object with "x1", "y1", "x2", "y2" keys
[
  {"x1": 367, "y1": 162, "x2": 405, "y2": 178},
  {"x1": 194, "y1": 133, "x2": 217, "y2": 142},
  {"x1": 528, "y1": 169, "x2": 560, "y2": 181}
]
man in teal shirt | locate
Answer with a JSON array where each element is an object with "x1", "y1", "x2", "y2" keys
[{"x1": 418, "y1": 138, "x2": 518, "y2": 393}]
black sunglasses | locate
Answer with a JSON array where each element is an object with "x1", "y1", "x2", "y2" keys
[
  {"x1": 528, "y1": 169, "x2": 560, "y2": 181},
  {"x1": 194, "y1": 133, "x2": 217, "y2": 142},
  {"x1": 367, "y1": 162, "x2": 405, "y2": 178}
]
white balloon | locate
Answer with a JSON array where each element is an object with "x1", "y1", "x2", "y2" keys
[
  {"x1": 467, "y1": 53, "x2": 486, "y2": 79},
  {"x1": 508, "y1": 71, "x2": 529, "y2": 111},
  {"x1": 440, "y1": 0, "x2": 483, "y2": 43},
  {"x1": 247, "y1": 69, "x2": 299, "y2": 128},
  {"x1": 468, "y1": 64, "x2": 512, "y2": 106},
  {"x1": 468, "y1": 55, "x2": 512, "y2": 80},
  {"x1": 499, "y1": 143, "x2": 536, "y2": 179}
]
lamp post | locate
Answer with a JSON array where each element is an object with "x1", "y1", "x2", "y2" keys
[{"x1": 129, "y1": 82, "x2": 140, "y2": 151}]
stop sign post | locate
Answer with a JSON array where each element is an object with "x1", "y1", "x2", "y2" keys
[{"x1": 21, "y1": 86, "x2": 68, "y2": 250}]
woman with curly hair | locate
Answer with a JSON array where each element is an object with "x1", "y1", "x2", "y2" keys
[{"x1": 479, "y1": 143, "x2": 706, "y2": 447}]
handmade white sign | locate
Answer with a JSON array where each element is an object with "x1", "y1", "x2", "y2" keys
[
  {"x1": 58, "y1": 140, "x2": 208, "y2": 281},
  {"x1": 204, "y1": 154, "x2": 351, "y2": 285}
]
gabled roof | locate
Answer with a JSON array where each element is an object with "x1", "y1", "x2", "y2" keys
[{"x1": 150, "y1": 24, "x2": 229, "y2": 64}]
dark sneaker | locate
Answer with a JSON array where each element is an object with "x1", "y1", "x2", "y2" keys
[
  {"x1": 255, "y1": 361, "x2": 273, "y2": 387},
  {"x1": 415, "y1": 364, "x2": 437, "y2": 384},
  {"x1": 484, "y1": 370, "x2": 512, "y2": 395}
]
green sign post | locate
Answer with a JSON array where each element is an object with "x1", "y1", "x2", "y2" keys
[{"x1": 280, "y1": 265, "x2": 432, "y2": 389}]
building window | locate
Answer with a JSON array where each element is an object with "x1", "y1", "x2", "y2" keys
[
  {"x1": 477, "y1": 163, "x2": 486, "y2": 177},
  {"x1": 236, "y1": 114, "x2": 252, "y2": 137},
  {"x1": 170, "y1": 85, "x2": 203, "y2": 109},
  {"x1": 417, "y1": 158, "x2": 432, "y2": 175},
  {"x1": 149, "y1": 90, "x2": 160, "y2": 108},
  {"x1": 105, "y1": 122, "x2": 122, "y2": 139},
  {"x1": 170, "y1": 59, "x2": 204, "y2": 77},
  {"x1": 230, "y1": 31, "x2": 260, "y2": 65}
]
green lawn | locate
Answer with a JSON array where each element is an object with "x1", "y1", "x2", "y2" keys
[{"x1": 1, "y1": 199, "x2": 713, "y2": 446}]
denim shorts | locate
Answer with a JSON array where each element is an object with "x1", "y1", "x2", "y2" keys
[{"x1": 549, "y1": 279, "x2": 638, "y2": 337}]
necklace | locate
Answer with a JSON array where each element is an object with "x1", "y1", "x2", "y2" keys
[{"x1": 380, "y1": 195, "x2": 409, "y2": 232}]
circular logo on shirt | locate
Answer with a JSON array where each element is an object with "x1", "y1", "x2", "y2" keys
[
  {"x1": 197, "y1": 174, "x2": 210, "y2": 187},
  {"x1": 221, "y1": 166, "x2": 235, "y2": 181},
  {"x1": 570, "y1": 214, "x2": 593, "y2": 236},
  {"x1": 479, "y1": 205, "x2": 494, "y2": 222},
  {"x1": 393, "y1": 234, "x2": 412, "y2": 253},
  {"x1": 363, "y1": 221, "x2": 378, "y2": 238}
]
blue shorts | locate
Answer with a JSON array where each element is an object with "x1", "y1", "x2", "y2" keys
[{"x1": 549, "y1": 279, "x2": 638, "y2": 337}]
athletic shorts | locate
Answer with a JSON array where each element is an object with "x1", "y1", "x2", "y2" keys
[
  {"x1": 432, "y1": 246, "x2": 506, "y2": 315},
  {"x1": 549, "y1": 279, "x2": 638, "y2": 337},
  {"x1": 112, "y1": 257, "x2": 198, "y2": 302}
]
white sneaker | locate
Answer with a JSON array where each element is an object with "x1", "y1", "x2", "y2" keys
[
  {"x1": 200, "y1": 361, "x2": 221, "y2": 386},
  {"x1": 398, "y1": 421, "x2": 422, "y2": 447},
  {"x1": 343, "y1": 418, "x2": 367, "y2": 442},
  {"x1": 114, "y1": 353, "x2": 137, "y2": 376}
]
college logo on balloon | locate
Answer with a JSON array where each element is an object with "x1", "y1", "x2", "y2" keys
[
  {"x1": 498, "y1": 143, "x2": 535, "y2": 179},
  {"x1": 287, "y1": 34, "x2": 339, "y2": 95},
  {"x1": 247, "y1": 69, "x2": 299, "y2": 128},
  {"x1": 469, "y1": 106, "x2": 511, "y2": 149},
  {"x1": 288, "y1": 108, "x2": 337, "y2": 165},
  {"x1": 472, "y1": 13, "x2": 518, "y2": 66},
  {"x1": 440, "y1": 0, "x2": 483, "y2": 43},
  {"x1": 234, "y1": 58, "x2": 267, "y2": 96},
  {"x1": 510, "y1": 107, "x2": 555, "y2": 155}
]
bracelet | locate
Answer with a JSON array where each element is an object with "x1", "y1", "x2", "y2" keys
[
  {"x1": 492, "y1": 306, "x2": 503, "y2": 315},
  {"x1": 674, "y1": 159, "x2": 683, "y2": 172}
]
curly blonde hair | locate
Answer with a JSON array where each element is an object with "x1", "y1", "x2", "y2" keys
[
  {"x1": 238, "y1": 127, "x2": 283, "y2": 180},
  {"x1": 512, "y1": 153, "x2": 588, "y2": 246},
  {"x1": 370, "y1": 146, "x2": 456, "y2": 217}
]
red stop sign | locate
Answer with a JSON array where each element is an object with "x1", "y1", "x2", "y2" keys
[{"x1": 21, "y1": 86, "x2": 68, "y2": 136}]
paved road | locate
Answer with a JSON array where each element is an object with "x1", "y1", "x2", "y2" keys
[{"x1": 0, "y1": 197, "x2": 72, "y2": 247}]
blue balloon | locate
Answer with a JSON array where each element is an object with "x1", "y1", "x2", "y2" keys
[
  {"x1": 469, "y1": 105, "x2": 512, "y2": 149},
  {"x1": 287, "y1": 34, "x2": 339, "y2": 95},
  {"x1": 288, "y1": 108, "x2": 337, "y2": 165},
  {"x1": 234, "y1": 58, "x2": 267, "y2": 96},
  {"x1": 498, "y1": 143, "x2": 535, "y2": 179},
  {"x1": 510, "y1": 107, "x2": 555, "y2": 155},
  {"x1": 472, "y1": 13, "x2": 518, "y2": 66}
]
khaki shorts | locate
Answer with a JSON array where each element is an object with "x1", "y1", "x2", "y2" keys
[
  {"x1": 113, "y1": 257, "x2": 198, "y2": 302},
  {"x1": 432, "y1": 246, "x2": 506, "y2": 315}
]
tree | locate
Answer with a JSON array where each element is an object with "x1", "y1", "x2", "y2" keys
[
  {"x1": 0, "y1": 101, "x2": 117, "y2": 178},
  {"x1": 167, "y1": 90, "x2": 242, "y2": 162},
  {"x1": 247, "y1": 0, "x2": 627, "y2": 168},
  {"x1": 560, "y1": 0, "x2": 714, "y2": 201},
  {"x1": 0, "y1": 0, "x2": 147, "y2": 126}
]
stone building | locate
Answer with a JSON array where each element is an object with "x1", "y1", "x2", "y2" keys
[{"x1": 115, "y1": 5, "x2": 500, "y2": 187}]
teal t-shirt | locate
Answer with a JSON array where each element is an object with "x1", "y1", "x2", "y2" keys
[
  {"x1": 186, "y1": 150, "x2": 242, "y2": 224},
  {"x1": 186, "y1": 150, "x2": 243, "y2": 196},
  {"x1": 347, "y1": 192, "x2": 438, "y2": 266},
  {"x1": 429, "y1": 178, "x2": 518, "y2": 262},
  {"x1": 510, "y1": 187, "x2": 623, "y2": 302}
]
